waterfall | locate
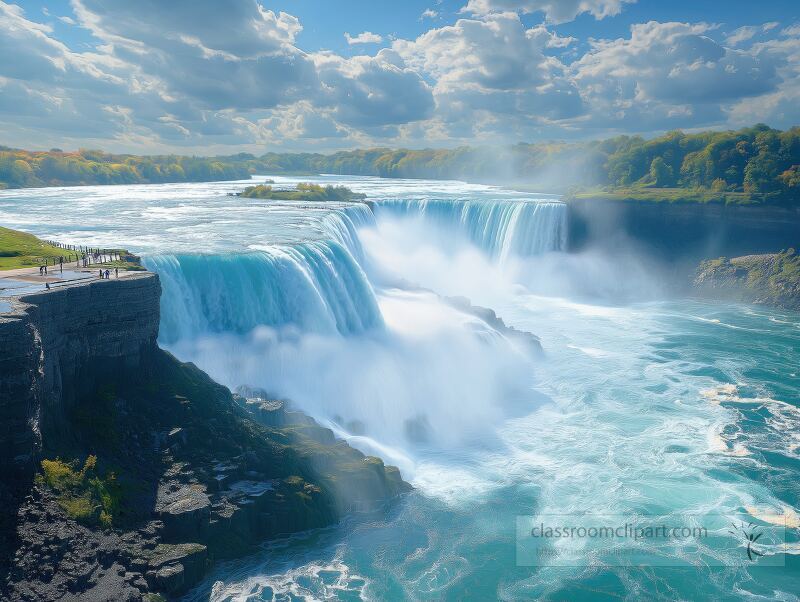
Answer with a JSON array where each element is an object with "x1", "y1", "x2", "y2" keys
[
  {"x1": 144, "y1": 198, "x2": 567, "y2": 346},
  {"x1": 372, "y1": 198, "x2": 567, "y2": 261},
  {"x1": 318, "y1": 203, "x2": 375, "y2": 261},
  {"x1": 144, "y1": 240, "x2": 383, "y2": 344}
]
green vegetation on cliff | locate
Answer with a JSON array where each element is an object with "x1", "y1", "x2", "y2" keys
[
  {"x1": 694, "y1": 249, "x2": 800, "y2": 309},
  {"x1": 53, "y1": 346, "x2": 408, "y2": 531},
  {"x1": 565, "y1": 187, "x2": 770, "y2": 205},
  {"x1": 37, "y1": 456, "x2": 120, "y2": 528},
  {"x1": 561, "y1": 125, "x2": 800, "y2": 204},
  {"x1": 0, "y1": 226, "x2": 67, "y2": 269},
  {"x1": 238, "y1": 182, "x2": 366, "y2": 201},
  {"x1": 0, "y1": 226, "x2": 141, "y2": 271}
]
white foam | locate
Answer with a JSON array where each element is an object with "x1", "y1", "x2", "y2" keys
[{"x1": 745, "y1": 505, "x2": 800, "y2": 529}]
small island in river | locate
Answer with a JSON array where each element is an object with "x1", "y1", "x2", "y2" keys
[{"x1": 237, "y1": 182, "x2": 366, "y2": 202}]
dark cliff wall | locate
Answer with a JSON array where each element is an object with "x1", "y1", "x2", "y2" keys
[
  {"x1": 1, "y1": 271, "x2": 409, "y2": 600},
  {"x1": 566, "y1": 199, "x2": 800, "y2": 262},
  {"x1": 0, "y1": 273, "x2": 161, "y2": 474}
]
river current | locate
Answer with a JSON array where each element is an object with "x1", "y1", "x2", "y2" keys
[{"x1": 2, "y1": 175, "x2": 798, "y2": 600}]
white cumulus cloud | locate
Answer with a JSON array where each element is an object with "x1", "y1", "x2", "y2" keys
[
  {"x1": 344, "y1": 31, "x2": 383, "y2": 45},
  {"x1": 572, "y1": 21, "x2": 782, "y2": 130},
  {"x1": 0, "y1": 0, "x2": 796, "y2": 152},
  {"x1": 462, "y1": 0, "x2": 636, "y2": 24}
]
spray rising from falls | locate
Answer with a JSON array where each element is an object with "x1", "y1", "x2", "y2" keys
[
  {"x1": 144, "y1": 240, "x2": 383, "y2": 345},
  {"x1": 372, "y1": 198, "x2": 567, "y2": 261},
  {"x1": 142, "y1": 196, "x2": 563, "y2": 446},
  {"x1": 141, "y1": 196, "x2": 552, "y2": 449}
]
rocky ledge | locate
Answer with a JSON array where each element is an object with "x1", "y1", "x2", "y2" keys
[
  {"x1": 442, "y1": 295, "x2": 543, "y2": 356},
  {"x1": 693, "y1": 249, "x2": 800, "y2": 311},
  {"x1": 0, "y1": 273, "x2": 408, "y2": 601}
]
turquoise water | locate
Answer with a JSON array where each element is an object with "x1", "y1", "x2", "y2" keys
[{"x1": 1, "y1": 176, "x2": 798, "y2": 600}]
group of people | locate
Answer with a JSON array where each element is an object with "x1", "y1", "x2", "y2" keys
[
  {"x1": 98, "y1": 268, "x2": 119, "y2": 279},
  {"x1": 38, "y1": 255, "x2": 121, "y2": 293},
  {"x1": 39, "y1": 258, "x2": 65, "y2": 275}
]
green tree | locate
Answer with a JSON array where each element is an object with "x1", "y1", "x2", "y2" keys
[{"x1": 649, "y1": 157, "x2": 674, "y2": 187}]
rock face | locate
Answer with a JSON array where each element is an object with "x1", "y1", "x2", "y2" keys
[
  {"x1": 442, "y1": 295, "x2": 543, "y2": 356},
  {"x1": 566, "y1": 198, "x2": 800, "y2": 262},
  {"x1": 693, "y1": 250, "x2": 800, "y2": 310},
  {"x1": 0, "y1": 273, "x2": 161, "y2": 474},
  {"x1": 0, "y1": 272, "x2": 409, "y2": 601}
]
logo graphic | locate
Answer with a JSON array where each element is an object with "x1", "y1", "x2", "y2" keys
[{"x1": 729, "y1": 521, "x2": 764, "y2": 561}]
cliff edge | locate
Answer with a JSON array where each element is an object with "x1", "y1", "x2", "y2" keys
[
  {"x1": 0, "y1": 273, "x2": 161, "y2": 474},
  {"x1": 0, "y1": 272, "x2": 408, "y2": 601}
]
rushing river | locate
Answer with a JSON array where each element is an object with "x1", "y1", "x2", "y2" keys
[{"x1": 2, "y1": 176, "x2": 798, "y2": 600}]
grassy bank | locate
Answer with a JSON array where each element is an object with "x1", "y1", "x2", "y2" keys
[
  {"x1": 0, "y1": 227, "x2": 68, "y2": 270},
  {"x1": 0, "y1": 226, "x2": 142, "y2": 271}
]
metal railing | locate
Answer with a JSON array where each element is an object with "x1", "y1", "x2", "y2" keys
[{"x1": 39, "y1": 240, "x2": 124, "y2": 269}]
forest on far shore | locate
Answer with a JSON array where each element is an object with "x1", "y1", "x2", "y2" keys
[{"x1": 2, "y1": 124, "x2": 799, "y2": 205}]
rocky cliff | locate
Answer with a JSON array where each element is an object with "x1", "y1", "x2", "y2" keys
[
  {"x1": 0, "y1": 273, "x2": 161, "y2": 476},
  {"x1": 693, "y1": 250, "x2": 800, "y2": 310},
  {"x1": 566, "y1": 198, "x2": 800, "y2": 262},
  {"x1": 0, "y1": 273, "x2": 408, "y2": 601}
]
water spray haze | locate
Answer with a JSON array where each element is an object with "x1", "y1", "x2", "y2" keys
[
  {"x1": 166, "y1": 287, "x2": 537, "y2": 453},
  {"x1": 363, "y1": 202, "x2": 666, "y2": 306}
]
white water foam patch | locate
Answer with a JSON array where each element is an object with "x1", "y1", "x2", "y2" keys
[
  {"x1": 206, "y1": 552, "x2": 368, "y2": 602},
  {"x1": 144, "y1": 242, "x2": 383, "y2": 344},
  {"x1": 702, "y1": 383, "x2": 800, "y2": 460},
  {"x1": 165, "y1": 288, "x2": 538, "y2": 452},
  {"x1": 454, "y1": 299, "x2": 799, "y2": 579}
]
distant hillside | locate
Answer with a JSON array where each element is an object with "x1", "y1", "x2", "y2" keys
[
  {"x1": 3, "y1": 125, "x2": 799, "y2": 205},
  {"x1": 0, "y1": 148, "x2": 259, "y2": 189}
]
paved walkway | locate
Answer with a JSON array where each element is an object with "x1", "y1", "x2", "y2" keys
[{"x1": 0, "y1": 265, "x2": 140, "y2": 300}]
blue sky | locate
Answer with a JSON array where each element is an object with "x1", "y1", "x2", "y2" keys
[{"x1": 1, "y1": 0, "x2": 799, "y2": 153}]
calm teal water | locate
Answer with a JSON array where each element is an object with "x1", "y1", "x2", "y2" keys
[{"x1": 2, "y1": 177, "x2": 798, "y2": 600}]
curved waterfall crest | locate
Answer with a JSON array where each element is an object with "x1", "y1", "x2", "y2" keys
[
  {"x1": 319, "y1": 203, "x2": 375, "y2": 260},
  {"x1": 373, "y1": 198, "x2": 567, "y2": 260},
  {"x1": 144, "y1": 239, "x2": 383, "y2": 344},
  {"x1": 146, "y1": 197, "x2": 567, "y2": 343}
]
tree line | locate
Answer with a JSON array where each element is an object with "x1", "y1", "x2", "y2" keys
[
  {"x1": 0, "y1": 148, "x2": 254, "y2": 189},
  {"x1": 2, "y1": 125, "x2": 799, "y2": 203}
]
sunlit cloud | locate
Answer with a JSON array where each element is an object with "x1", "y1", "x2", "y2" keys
[
  {"x1": 0, "y1": 0, "x2": 796, "y2": 152},
  {"x1": 344, "y1": 31, "x2": 383, "y2": 45}
]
